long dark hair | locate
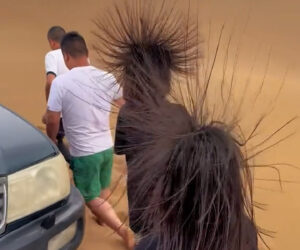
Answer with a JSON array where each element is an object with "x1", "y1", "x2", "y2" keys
[
  {"x1": 93, "y1": 1, "x2": 294, "y2": 249},
  {"x1": 136, "y1": 121, "x2": 256, "y2": 250}
]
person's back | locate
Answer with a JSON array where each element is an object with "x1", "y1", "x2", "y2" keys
[
  {"x1": 52, "y1": 66, "x2": 120, "y2": 156},
  {"x1": 115, "y1": 100, "x2": 192, "y2": 235}
]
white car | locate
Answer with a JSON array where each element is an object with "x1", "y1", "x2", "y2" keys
[{"x1": 0, "y1": 105, "x2": 85, "y2": 250}]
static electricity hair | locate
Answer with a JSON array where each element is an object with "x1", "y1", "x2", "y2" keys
[
  {"x1": 93, "y1": 1, "x2": 294, "y2": 250},
  {"x1": 93, "y1": 0, "x2": 199, "y2": 103}
]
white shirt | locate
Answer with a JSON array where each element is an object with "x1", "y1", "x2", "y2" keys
[
  {"x1": 45, "y1": 49, "x2": 69, "y2": 76},
  {"x1": 47, "y1": 65, "x2": 122, "y2": 157}
]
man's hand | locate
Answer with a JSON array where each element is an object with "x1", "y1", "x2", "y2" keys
[
  {"x1": 46, "y1": 110, "x2": 61, "y2": 144},
  {"x1": 42, "y1": 112, "x2": 48, "y2": 124},
  {"x1": 114, "y1": 97, "x2": 125, "y2": 107}
]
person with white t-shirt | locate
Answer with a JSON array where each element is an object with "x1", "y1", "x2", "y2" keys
[
  {"x1": 44, "y1": 26, "x2": 70, "y2": 163},
  {"x1": 46, "y1": 32, "x2": 134, "y2": 249},
  {"x1": 45, "y1": 26, "x2": 69, "y2": 100}
]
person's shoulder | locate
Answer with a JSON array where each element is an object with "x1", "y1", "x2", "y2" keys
[
  {"x1": 45, "y1": 49, "x2": 62, "y2": 59},
  {"x1": 88, "y1": 65, "x2": 107, "y2": 73},
  {"x1": 51, "y1": 75, "x2": 61, "y2": 86},
  {"x1": 89, "y1": 66, "x2": 115, "y2": 79},
  {"x1": 89, "y1": 66, "x2": 117, "y2": 87},
  {"x1": 45, "y1": 49, "x2": 57, "y2": 57},
  {"x1": 52, "y1": 71, "x2": 69, "y2": 85},
  {"x1": 45, "y1": 50, "x2": 52, "y2": 56},
  {"x1": 45, "y1": 50, "x2": 54, "y2": 59}
]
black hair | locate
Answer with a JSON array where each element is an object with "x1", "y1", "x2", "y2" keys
[
  {"x1": 136, "y1": 120, "x2": 257, "y2": 250},
  {"x1": 47, "y1": 26, "x2": 66, "y2": 43},
  {"x1": 93, "y1": 1, "x2": 294, "y2": 250},
  {"x1": 94, "y1": 2, "x2": 259, "y2": 249},
  {"x1": 93, "y1": 1, "x2": 199, "y2": 103},
  {"x1": 61, "y1": 31, "x2": 88, "y2": 58}
]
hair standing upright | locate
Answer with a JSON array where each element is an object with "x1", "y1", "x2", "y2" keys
[
  {"x1": 93, "y1": 1, "x2": 294, "y2": 249},
  {"x1": 93, "y1": 0, "x2": 199, "y2": 103},
  {"x1": 93, "y1": 0, "x2": 201, "y2": 237}
]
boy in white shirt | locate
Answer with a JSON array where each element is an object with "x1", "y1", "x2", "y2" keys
[
  {"x1": 45, "y1": 26, "x2": 69, "y2": 99},
  {"x1": 46, "y1": 32, "x2": 134, "y2": 249},
  {"x1": 44, "y1": 26, "x2": 70, "y2": 162}
]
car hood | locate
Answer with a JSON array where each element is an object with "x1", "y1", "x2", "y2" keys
[{"x1": 0, "y1": 105, "x2": 58, "y2": 175}]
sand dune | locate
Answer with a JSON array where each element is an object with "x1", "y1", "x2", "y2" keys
[{"x1": 1, "y1": 0, "x2": 300, "y2": 249}]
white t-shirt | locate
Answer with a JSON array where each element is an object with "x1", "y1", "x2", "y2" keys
[
  {"x1": 47, "y1": 65, "x2": 122, "y2": 157},
  {"x1": 45, "y1": 49, "x2": 69, "y2": 76}
]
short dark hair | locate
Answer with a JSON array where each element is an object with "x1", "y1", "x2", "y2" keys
[
  {"x1": 61, "y1": 32, "x2": 88, "y2": 58},
  {"x1": 47, "y1": 26, "x2": 66, "y2": 43}
]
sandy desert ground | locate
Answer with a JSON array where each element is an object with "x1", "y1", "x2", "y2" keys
[{"x1": 1, "y1": 0, "x2": 300, "y2": 249}]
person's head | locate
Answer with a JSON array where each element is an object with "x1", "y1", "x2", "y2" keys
[
  {"x1": 122, "y1": 43, "x2": 172, "y2": 103},
  {"x1": 47, "y1": 26, "x2": 66, "y2": 50},
  {"x1": 60, "y1": 32, "x2": 89, "y2": 69},
  {"x1": 93, "y1": 3, "x2": 198, "y2": 105}
]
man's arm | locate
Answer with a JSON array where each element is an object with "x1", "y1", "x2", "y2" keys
[
  {"x1": 46, "y1": 78, "x2": 62, "y2": 142},
  {"x1": 108, "y1": 74, "x2": 124, "y2": 107},
  {"x1": 45, "y1": 73, "x2": 56, "y2": 101},
  {"x1": 46, "y1": 110, "x2": 61, "y2": 143},
  {"x1": 45, "y1": 52, "x2": 57, "y2": 101}
]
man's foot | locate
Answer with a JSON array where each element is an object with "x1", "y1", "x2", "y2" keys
[{"x1": 119, "y1": 227, "x2": 135, "y2": 250}]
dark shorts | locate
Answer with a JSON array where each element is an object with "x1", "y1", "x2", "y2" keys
[
  {"x1": 56, "y1": 118, "x2": 65, "y2": 140},
  {"x1": 70, "y1": 148, "x2": 113, "y2": 203},
  {"x1": 56, "y1": 118, "x2": 71, "y2": 163}
]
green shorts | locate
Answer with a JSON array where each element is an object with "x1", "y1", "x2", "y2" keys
[{"x1": 70, "y1": 148, "x2": 113, "y2": 203}]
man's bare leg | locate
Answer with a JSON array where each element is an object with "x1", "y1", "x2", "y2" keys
[
  {"x1": 87, "y1": 197, "x2": 135, "y2": 249},
  {"x1": 94, "y1": 188, "x2": 111, "y2": 226}
]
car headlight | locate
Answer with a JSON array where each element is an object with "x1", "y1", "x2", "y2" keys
[{"x1": 6, "y1": 154, "x2": 70, "y2": 223}]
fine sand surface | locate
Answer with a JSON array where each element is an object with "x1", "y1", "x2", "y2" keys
[{"x1": 1, "y1": 0, "x2": 300, "y2": 249}]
